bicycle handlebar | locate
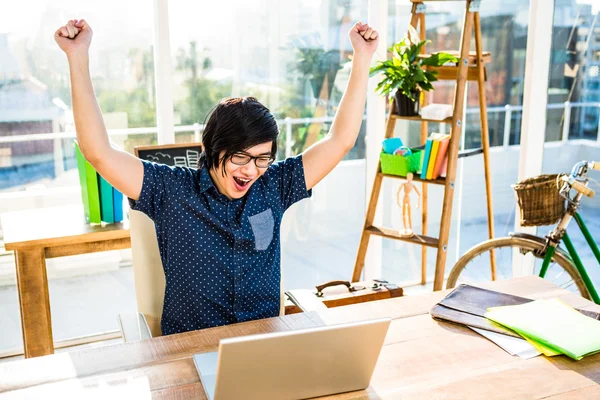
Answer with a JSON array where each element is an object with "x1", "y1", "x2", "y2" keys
[
  {"x1": 562, "y1": 175, "x2": 595, "y2": 198},
  {"x1": 572, "y1": 181, "x2": 595, "y2": 198},
  {"x1": 591, "y1": 161, "x2": 600, "y2": 171}
]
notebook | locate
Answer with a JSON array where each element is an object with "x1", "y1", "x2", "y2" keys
[
  {"x1": 486, "y1": 299, "x2": 600, "y2": 360},
  {"x1": 432, "y1": 135, "x2": 451, "y2": 179}
]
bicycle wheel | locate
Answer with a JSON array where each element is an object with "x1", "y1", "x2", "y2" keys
[{"x1": 447, "y1": 236, "x2": 592, "y2": 300}]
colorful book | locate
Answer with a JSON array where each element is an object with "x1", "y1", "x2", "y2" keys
[
  {"x1": 420, "y1": 133, "x2": 446, "y2": 180},
  {"x1": 433, "y1": 135, "x2": 451, "y2": 179},
  {"x1": 85, "y1": 161, "x2": 102, "y2": 224},
  {"x1": 74, "y1": 142, "x2": 90, "y2": 222},
  {"x1": 113, "y1": 187, "x2": 124, "y2": 222},
  {"x1": 420, "y1": 138, "x2": 434, "y2": 180},
  {"x1": 98, "y1": 175, "x2": 115, "y2": 223},
  {"x1": 440, "y1": 152, "x2": 449, "y2": 177},
  {"x1": 426, "y1": 139, "x2": 440, "y2": 179},
  {"x1": 74, "y1": 141, "x2": 101, "y2": 224}
]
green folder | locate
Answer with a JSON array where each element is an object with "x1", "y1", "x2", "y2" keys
[
  {"x1": 85, "y1": 162, "x2": 101, "y2": 224},
  {"x1": 485, "y1": 299, "x2": 600, "y2": 360},
  {"x1": 74, "y1": 143, "x2": 90, "y2": 222},
  {"x1": 98, "y1": 175, "x2": 115, "y2": 223},
  {"x1": 74, "y1": 141, "x2": 101, "y2": 224}
]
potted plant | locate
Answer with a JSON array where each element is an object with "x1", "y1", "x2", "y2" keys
[
  {"x1": 295, "y1": 47, "x2": 342, "y2": 100},
  {"x1": 291, "y1": 34, "x2": 343, "y2": 101},
  {"x1": 369, "y1": 27, "x2": 458, "y2": 116}
]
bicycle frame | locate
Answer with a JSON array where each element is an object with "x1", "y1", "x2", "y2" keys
[{"x1": 540, "y1": 212, "x2": 600, "y2": 304}]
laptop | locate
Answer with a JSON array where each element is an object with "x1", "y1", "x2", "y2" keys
[{"x1": 193, "y1": 318, "x2": 391, "y2": 400}]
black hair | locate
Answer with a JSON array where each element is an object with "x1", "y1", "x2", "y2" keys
[{"x1": 201, "y1": 97, "x2": 279, "y2": 174}]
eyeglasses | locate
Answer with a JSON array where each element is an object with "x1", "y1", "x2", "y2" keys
[{"x1": 230, "y1": 153, "x2": 275, "y2": 168}]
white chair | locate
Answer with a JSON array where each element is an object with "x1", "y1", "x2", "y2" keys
[{"x1": 117, "y1": 209, "x2": 165, "y2": 341}]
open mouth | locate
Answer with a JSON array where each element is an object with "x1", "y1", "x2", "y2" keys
[{"x1": 233, "y1": 176, "x2": 253, "y2": 191}]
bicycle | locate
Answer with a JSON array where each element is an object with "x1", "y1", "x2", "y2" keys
[{"x1": 446, "y1": 160, "x2": 600, "y2": 304}]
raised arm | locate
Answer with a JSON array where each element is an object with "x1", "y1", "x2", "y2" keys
[
  {"x1": 55, "y1": 19, "x2": 144, "y2": 200},
  {"x1": 302, "y1": 22, "x2": 378, "y2": 190}
]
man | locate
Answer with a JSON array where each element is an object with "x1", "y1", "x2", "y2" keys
[{"x1": 55, "y1": 18, "x2": 379, "y2": 335}]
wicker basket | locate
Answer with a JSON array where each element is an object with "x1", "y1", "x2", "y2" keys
[{"x1": 512, "y1": 174, "x2": 565, "y2": 227}]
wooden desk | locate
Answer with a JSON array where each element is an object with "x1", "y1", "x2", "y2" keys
[
  {"x1": 1, "y1": 277, "x2": 599, "y2": 399},
  {"x1": 1, "y1": 205, "x2": 130, "y2": 358}
]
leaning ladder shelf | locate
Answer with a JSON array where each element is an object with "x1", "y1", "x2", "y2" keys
[{"x1": 352, "y1": 0, "x2": 496, "y2": 291}]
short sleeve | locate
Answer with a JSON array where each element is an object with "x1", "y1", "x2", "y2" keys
[
  {"x1": 263, "y1": 154, "x2": 312, "y2": 211},
  {"x1": 128, "y1": 160, "x2": 193, "y2": 221}
]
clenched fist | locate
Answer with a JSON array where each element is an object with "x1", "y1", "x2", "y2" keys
[
  {"x1": 349, "y1": 22, "x2": 379, "y2": 60},
  {"x1": 54, "y1": 19, "x2": 93, "y2": 56}
]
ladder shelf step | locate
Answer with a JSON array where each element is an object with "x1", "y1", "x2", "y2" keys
[
  {"x1": 378, "y1": 172, "x2": 446, "y2": 186},
  {"x1": 426, "y1": 65, "x2": 485, "y2": 81},
  {"x1": 390, "y1": 114, "x2": 453, "y2": 124},
  {"x1": 418, "y1": 51, "x2": 491, "y2": 65},
  {"x1": 365, "y1": 226, "x2": 440, "y2": 248},
  {"x1": 458, "y1": 148, "x2": 484, "y2": 158}
]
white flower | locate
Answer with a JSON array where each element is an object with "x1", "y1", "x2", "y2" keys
[{"x1": 407, "y1": 25, "x2": 420, "y2": 46}]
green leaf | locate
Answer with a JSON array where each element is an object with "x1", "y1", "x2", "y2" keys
[
  {"x1": 413, "y1": 40, "x2": 428, "y2": 59},
  {"x1": 421, "y1": 52, "x2": 458, "y2": 67},
  {"x1": 374, "y1": 80, "x2": 386, "y2": 93},
  {"x1": 419, "y1": 81, "x2": 434, "y2": 91},
  {"x1": 423, "y1": 71, "x2": 437, "y2": 82},
  {"x1": 413, "y1": 68, "x2": 426, "y2": 82},
  {"x1": 436, "y1": 53, "x2": 459, "y2": 64}
]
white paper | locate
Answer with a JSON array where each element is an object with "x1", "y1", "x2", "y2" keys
[
  {"x1": 470, "y1": 326, "x2": 541, "y2": 359},
  {"x1": 420, "y1": 103, "x2": 453, "y2": 120}
]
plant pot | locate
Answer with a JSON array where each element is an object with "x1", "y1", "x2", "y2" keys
[{"x1": 394, "y1": 90, "x2": 420, "y2": 116}]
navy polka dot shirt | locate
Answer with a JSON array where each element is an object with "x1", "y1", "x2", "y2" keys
[{"x1": 129, "y1": 154, "x2": 311, "y2": 335}]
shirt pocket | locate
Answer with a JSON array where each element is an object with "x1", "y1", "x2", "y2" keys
[{"x1": 248, "y1": 208, "x2": 275, "y2": 251}]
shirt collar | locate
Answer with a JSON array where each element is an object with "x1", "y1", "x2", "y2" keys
[{"x1": 199, "y1": 165, "x2": 216, "y2": 194}]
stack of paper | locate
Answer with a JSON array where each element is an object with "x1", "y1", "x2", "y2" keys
[
  {"x1": 469, "y1": 327, "x2": 541, "y2": 359},
  {"x1": 485, "y1": 299, "x2": 600, "y2": 360}
]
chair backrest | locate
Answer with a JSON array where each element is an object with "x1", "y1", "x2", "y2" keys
[
  {"x1": 129, "y1": 209, "x2": 165, "y2": 337},
  {"x1": 130, "y1": 142, "x2": 205, "y2": 337}
]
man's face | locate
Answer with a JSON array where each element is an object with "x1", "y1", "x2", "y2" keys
[{"x1": 210, "y1": 141, "x2": 274, "y2": 199}]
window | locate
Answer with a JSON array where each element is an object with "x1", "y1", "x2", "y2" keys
[
  {"x1": 541, "y1": 0, "x2": 600, "y2": 289},
  {"x1": 168, "y1": 0, "x2": 369, "y2": 290},
  {"x1": 546, "y1": 2, "x2": 600, "y2": 141},
  {"x1": 0, "y1": 0, "x2": 154, "y2": 355}
]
